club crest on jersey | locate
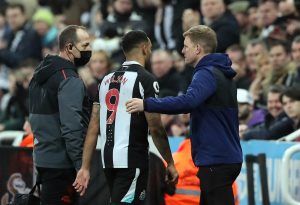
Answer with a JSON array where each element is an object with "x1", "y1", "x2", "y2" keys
[
  {"x1": 139, "y1": 190, "x2": 146, "y2": 201},
  {"x1": 153, "y1": 81, "x2": 159, "y2": 93},
  {"x1": 104, "y1": 75, "x2": 128, "y2": 85}
]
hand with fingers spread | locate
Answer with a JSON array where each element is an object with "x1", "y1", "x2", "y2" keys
[
  {"x1": 73, "y1": 168, "x2": 90, "y2": 196},
  {"x1": 165, "y1": 163, "x2": 179, "y2": 185},
  {"x1": 126, "y1": 98, "x2": 144, "y2": 113}
]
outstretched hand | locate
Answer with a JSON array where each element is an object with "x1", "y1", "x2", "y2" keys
[
  {"x1": 73, "y1": 168, "x2": 90, "y2": 196},
  {"x1": 126, "y1": 98, "x2": 144, "y2": 113}
]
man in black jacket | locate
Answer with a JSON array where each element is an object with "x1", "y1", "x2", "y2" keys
[
  {"x1": 241, "y1": 85, "x2": 294, "y2": 140},
  {"x1": 0, "y1": 3, "x2": 42, "y2": 68},
  {"x1": 151, "y1": 49, "x2": 182, "y2": 96},
  {"x1": 29, "y1": 25, "x2": 92, "y2": 205},
  {"x1": 281, "y1": 86, "x2": 300, "y2": 134},
  {"x1": 201, "y1": 0, "x2": 240, "y2": 53}
]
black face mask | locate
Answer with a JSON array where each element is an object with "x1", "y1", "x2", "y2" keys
[{"x1": 73, "y1": 46, "x2": 92, "y2": 67}]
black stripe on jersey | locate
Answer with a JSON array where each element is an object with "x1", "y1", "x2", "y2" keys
[
  {"x1": 128, "y1": 75, "x2": 149, "y2": 168},
  {"x1": 104, "y1": 71, "x2": 125, "y2": 167}
]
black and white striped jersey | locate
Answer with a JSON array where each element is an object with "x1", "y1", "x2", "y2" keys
[{"x1": 98, "y1": 61, "x2": 159, "y2": 168}]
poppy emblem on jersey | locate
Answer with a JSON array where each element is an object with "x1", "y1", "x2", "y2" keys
[
  {"x1": 61, "y1": 195, "x2": 72, "y2": 204},
  {"x1": 139, "y1": 190, "x2": 146, "y2": 201}
]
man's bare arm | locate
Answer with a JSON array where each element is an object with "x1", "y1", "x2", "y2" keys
[
  {"x1": 145, "y1": 112, "x2": 178, "y2": 184},
  {"x1": 73, "y1": 103, "x2": 100, "y2": 195},
  {"x1": 82, "y1": 103, "x2": 100, "y2": 169}
]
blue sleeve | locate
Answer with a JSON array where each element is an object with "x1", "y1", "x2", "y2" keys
[{"x1": 144, "y1": 68, "x2": 217, "y2": 114}]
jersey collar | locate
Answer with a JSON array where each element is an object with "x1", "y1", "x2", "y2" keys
[{"x1": 122, "y1": 61, "x2": 142, "y2": 66}]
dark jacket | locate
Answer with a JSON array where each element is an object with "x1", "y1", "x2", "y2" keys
[
  {"x1": 29, "y1": 55, "x2": 91, "y2": 170},
  {"x1": 210, "y1": 11, "x2": 240, "y2": 53},
  {"x1": 157, "y1": 68, "x2": 182, "y2": 97},
  {"x1": 287, "y1": 67, "x2": 300, "y2": 87},
  {"x1": 0, "y1": 83, "x2": 28, "y2": 130},
  {"x1": 0, "y1": 22, "x2": 42, "y2": 68},
  {"x1": 144, "y1": 53, "x2": 243, "y2": 166},
  {"x1": 243, "y1": 112, "x2": 295, "y2": 140}
]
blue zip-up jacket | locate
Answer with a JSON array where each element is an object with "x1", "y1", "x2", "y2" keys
[{"x1": 144, "y1": 53, "x2": 243, "y2": 166}]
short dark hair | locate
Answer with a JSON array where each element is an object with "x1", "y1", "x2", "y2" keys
[
  {"x1": 120, "y1": 30, "x2": 149, "y2": 54},
  {"x1": 247, "y1": 38, "x2": 267, "y2": 49},
  {"x1": 6, "y1": 3, "x2": 25, "y2": 14},
  {"x1": 226, "y1": 44, "x2": 244, "y2": 53},
  {"x1": 226, "y1": 44, "x2": 245, "y2": 60},
  {"x1": 268, "y1": 85, "x2": 285, "y2": 94},
  {"x1": 292, "y1": 35, "x2": 300, "y2": 44},
  {"x1": 280, "y1": 86, "x2": 300, "y2": 102},
  {"x1": 58, "y1": 25, "x2": 87, "y2": 51},
  {"x1": 0, "y1": 5, "x2": 6, "y2": 16},
  {"x1": 269, "y1": 41, "x2": 289, "y2": 54},
  {"x1": 260, "y1": 0, "x2": 279, "y2": 7}
]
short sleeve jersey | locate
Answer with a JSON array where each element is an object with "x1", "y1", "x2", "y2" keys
[{"x1": 97, "y1": 61, "x2": 159, "y2": 168}]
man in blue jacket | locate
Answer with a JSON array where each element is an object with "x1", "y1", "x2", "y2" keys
[{"x1": 126, "y1": 25, "x2": 242, "y2": 205}]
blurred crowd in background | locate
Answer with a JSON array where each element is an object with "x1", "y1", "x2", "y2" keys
[{"x1": 0, "y1": 0, "x2": 300, "y2": 142}]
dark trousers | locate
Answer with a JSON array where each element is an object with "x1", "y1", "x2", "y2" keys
[
  {"x1": 197, "y1": 163, "x2": 241, "y2": 205},
  {"x1": 37, "y1": 167, "x2": 78, "y2": 205}
]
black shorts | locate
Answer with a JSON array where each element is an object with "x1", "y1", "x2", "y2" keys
[{"x1": 104, "y1": 168, "x2": 148, "y2": 205}]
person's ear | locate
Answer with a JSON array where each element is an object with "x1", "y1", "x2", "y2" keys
[
  {"x1": 142, "y1": 44, "x2": 147, "y2": 55},
  {"x1": 67, "y1": 44, "x2": 73, "y2": 52},
  {"x1": 196, "y1": 44, "x2": 202, "y2": 55}
]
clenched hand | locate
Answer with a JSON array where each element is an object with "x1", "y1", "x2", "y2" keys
[{"x1": 165, "y1": 163, "x2": 179, "y2": 185}]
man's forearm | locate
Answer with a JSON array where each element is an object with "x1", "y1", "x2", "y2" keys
[
  {"x1": 144, "y1": 97, "x2": 192, "y2": 115},
  {"x1": 145, "y1": 112, "x2": 174, "y2": 165},
  {"x1": 82, "y1": 104, "x2": 100, "y2": 169},
  {"x1": 151, "y1": 128, "x2": 174, "y2": 165},
  {"x1": 144, "y1": 70, "x2": 216, "y2": 114}
]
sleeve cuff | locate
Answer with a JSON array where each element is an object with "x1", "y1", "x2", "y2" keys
[
  {"x1": 143, "y1": 99, "x2": 148, "y2": 111},
  {"x1": 74, "y1": 160, "x2": 82, "y2": 171}
]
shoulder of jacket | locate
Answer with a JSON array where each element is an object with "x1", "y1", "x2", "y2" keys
[
  {"x1": 59, "y1": 68, "x2": 78, "y2": 80},
  {"x1": 194, "y1": 65, "x2": 215, "y2": 74}
]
